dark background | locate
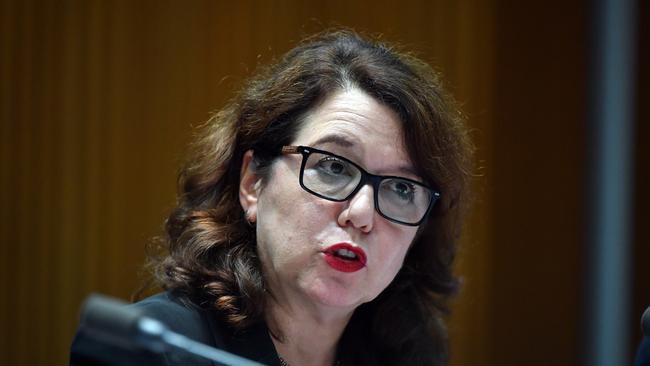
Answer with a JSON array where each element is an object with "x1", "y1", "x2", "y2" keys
[{"x1": 1, "y1": 1, "x2": 648, "y2": 365}]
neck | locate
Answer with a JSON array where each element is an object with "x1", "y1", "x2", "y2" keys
[{"x1": 266, "y1": 296, "x2": 352, "y2": 366}]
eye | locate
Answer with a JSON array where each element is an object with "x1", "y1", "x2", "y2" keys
[
  {"x1": 387, "y1": 180, "x2": 416, "y2": 203},
  {"x1": 395, "y1": 181, "x2": 414, "y2": 199},
  {"x1": 317, "y1": 157, "x2": 350, "y2": 176}
]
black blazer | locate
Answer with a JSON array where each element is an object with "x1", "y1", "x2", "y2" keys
[{"x1": 70, "y1": 292, "x2": 282, "y2": 366}]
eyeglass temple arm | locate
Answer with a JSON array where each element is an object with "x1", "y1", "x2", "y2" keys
[{"x1": 281, "y1": 146, "x2": 300, "y2": 154}]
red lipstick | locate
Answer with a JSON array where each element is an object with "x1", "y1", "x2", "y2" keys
[{"x1": 323, "y1": 243, "x2": 367, "y2": 273}]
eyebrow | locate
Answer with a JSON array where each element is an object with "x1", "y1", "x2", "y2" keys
[
  {"x1": 310, "y1": 134, "x2": 421, "y2": 180},
  {"x1": 390, "y1": 163, "x2": 420, "y2": 179},
  {"x1": 311, "y1": 134, "x2": 357, "y2": 148}
]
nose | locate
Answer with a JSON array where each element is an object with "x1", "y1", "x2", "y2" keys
[{"x1": 337, "y1": 184, "x2": 375, "y2": 233}]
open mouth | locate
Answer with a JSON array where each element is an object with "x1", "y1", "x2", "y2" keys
[{"x1": 323, "y1": 243, "x2": 367, "y2": 273}]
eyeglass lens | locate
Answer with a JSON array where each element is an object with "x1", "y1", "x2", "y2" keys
[{"x1": 301, "y1": 150, "x2": 432, "y2": 225}]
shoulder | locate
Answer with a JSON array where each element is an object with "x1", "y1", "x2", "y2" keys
[
  {"x1": 70, "y1": 291, "x2": 281, "y2": 366},
  {"x1": 129, "y1": 292, "x2": 220, "y2": 346},
  {"x1": 70, "y1": 291, "x2": 222, "y2": 366}
]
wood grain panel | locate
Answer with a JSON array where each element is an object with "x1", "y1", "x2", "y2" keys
[
  {"x1": 0, "y1": 1, "x2": 493, "y2": 365},
  {"x1": 489, "y1": 1, "x2": 586, "y2": 364}
]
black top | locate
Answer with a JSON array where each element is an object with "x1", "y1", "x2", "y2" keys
[
  {"x1": 637, "y1": 336, "x2": 650, "y2": 366},
  {"x1": 69, "y1": 292, "x2": 282, "y2": 366}
]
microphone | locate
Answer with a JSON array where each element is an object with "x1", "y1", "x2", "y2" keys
[
  {"x1": 643, "y1": 306, "x2": 650, "y2": 337},
  {"x1": 80, "y1": 294, "x2": 265, "y2": 366}
]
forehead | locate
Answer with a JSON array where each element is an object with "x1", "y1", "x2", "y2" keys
[{"x1": 292, "y1": 88, "x2": 413, "y2": 173}]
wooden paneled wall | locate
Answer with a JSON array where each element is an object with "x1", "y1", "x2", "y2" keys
[
  {"x1": 0, "y1": 2, "x2": 494, "y2": 364},
  {"x1": 1, "y1": 1, "x2": 647, "y2": 366}
]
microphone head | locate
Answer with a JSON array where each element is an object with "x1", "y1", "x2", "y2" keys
[
  {"x1": 79, "y1": 294, "x2": 145, "y2": 350},
  {"x1": 643, "y1": 306, "x2": 650, "y2": 337}
]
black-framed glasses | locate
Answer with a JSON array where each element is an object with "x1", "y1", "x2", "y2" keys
[{"x1": 281, "y1": 145, "x2": 440, "y2": 226}]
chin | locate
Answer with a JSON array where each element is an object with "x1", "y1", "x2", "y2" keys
[{"x1": 302, "y1": 278, "x2": 370, "y2": 310}]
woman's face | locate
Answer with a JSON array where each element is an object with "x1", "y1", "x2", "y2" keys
[{"x1": 240, "y1": 88, "x2": 419, "y2": 314}]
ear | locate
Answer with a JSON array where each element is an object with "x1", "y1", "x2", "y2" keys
[{"x1": 239, "y1": 150, "x2": 261, "y2": 223}]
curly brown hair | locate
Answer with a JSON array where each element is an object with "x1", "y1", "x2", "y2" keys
[{"x1": 145, "y1": 29, "x2": 473, "y2": 365}]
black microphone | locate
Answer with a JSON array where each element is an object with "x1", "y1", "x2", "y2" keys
[
  {"x1": 80, "y1": 294, "x2": 265, "y2": 366},
  {"x1": 643, "y1": 306, "x2": 650, "y2": 337}
]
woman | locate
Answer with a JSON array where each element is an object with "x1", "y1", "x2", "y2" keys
[{"x1": 71, "y1": 29, "x2": 473, "y2": 366}]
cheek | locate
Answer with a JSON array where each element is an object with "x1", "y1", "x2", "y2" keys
[
  {"x1": 383, "y1": 244, "x2": 410, "y2": 274},
  {"x1": 374, "y1": 229, "x2": 417, "y2": 280},
  {"x1": 255, "y1": 174, "x2": 334, "y2": 260}
]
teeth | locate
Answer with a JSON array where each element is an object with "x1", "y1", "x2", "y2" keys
[{"x1": 336, "y1": 248, "x2": 357, "y2": 259}]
